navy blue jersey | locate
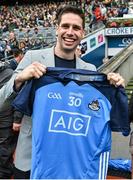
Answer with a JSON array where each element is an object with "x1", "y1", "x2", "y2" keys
[{"x1": 12, "y1": 68, "x2": 130, "y2": 179}]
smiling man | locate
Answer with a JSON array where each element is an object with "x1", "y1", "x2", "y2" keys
[
  {"x1": 55, "y1": 11, "x2": 84, "y2": 53},
  {"x1": 0, "y1": 5, "x2": 125, "y2": 179}
]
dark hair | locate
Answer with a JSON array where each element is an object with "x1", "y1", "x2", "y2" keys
[
  {"x1": 12, "y1": 48, "x2": 23, "y2": 58},
  {"x1": 56, "y1": 5, "x2": 85, "y2": 29}
]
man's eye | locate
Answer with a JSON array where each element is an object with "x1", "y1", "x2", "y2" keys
[
  {"x1": 60, "y1": 24, "x2": 82, "y2": 31},
  {"x1": 73, "y1": 26, "x2": 82, "y2": 31},
  {"x1": 61, "y1": 24, "x2": 69, "y2": 29}
]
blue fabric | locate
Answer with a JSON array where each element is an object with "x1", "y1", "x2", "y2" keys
[
  {"x1": 9, "y1": 59, "x2": 18, "y2": 70},
  {"x1": 12, "y1": 68, "x2": 130, "y2": 179},
  {"x1": 109, "y1": 159, "x2": 131, "y2": 172}
]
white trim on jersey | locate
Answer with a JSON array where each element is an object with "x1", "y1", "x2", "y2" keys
[{"x1": 98, "y1": 151, "x2": 110, "y2": 179}]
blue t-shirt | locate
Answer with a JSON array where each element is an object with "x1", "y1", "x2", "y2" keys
[{"x1": 12, "y1": 68, "x2": 130, "y2": 179}]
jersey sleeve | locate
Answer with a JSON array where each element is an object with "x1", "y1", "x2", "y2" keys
[
  {"x1": 12, "y1": 80, "x2": 34, "y2": 116},
  {"x1": 110, "y1": 86, "x2": 130, "y2": 136}
]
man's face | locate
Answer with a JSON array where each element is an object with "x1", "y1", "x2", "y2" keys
[
  {"x1": 9, "y1": 32, "x2": 15, "y2": 40},
  {"x1": 56, "y1": 13, "x2": 84, "y2": 53}
]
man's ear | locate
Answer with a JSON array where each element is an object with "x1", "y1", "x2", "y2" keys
[{"x1": 55, "y1": 25, "x2": 59, "y2": 36}]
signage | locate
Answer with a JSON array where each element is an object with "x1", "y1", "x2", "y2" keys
[
  {"x1": 108, "y1": 37, "x2": 133, "y2": 48},
  {"x1": 105, "y1": 27, "x2": 133, "y2": 36},
  {"x1": 98, "y1": 34, "x2": 104, "y2": 43},
  {"x1": 81, "y1": 28, "x2": 105, "y2": 67},
  {"x1": 90, "y1": 37, "x2": 96, "y2": 48},
  {"x1": 107, "y1": 36, "x2": 133, "y2": 56}
]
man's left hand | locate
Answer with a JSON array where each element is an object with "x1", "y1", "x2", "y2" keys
[
  {"x1": 13, "y1": 123, "x2": 21, "y2": 131},
  {"x1": 107, "y1": 72, "x2": 125, "y2": 87}
]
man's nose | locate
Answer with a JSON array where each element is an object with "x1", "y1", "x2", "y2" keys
[{"x1": 66, "y1": 26, "x2": 74, "y2": 35}]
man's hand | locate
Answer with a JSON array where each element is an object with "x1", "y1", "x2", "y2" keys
[
  {"x1": 13, "y1": 122, "x2": 21, "y2": 131},
  {"x1": 107, "y1": 72, "x2": 125, "y2": 87},
  {"x1": 15, "y1": 62, "x2": 46, "y2": 91}
]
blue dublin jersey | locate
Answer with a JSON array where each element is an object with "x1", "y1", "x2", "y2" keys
[{"x1": 12, "y1": 68, "x2": 130, "y2": 179}]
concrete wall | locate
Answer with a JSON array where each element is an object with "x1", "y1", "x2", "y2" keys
[
  {"x1": 111, "y1": 125, "x2": 133, "y2": 159},
  {"x1": 116, "y1": 52, "x2": 133, "y2": 86}
]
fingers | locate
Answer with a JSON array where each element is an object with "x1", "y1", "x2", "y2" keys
[
  {"x1": 15, "y1": 62, "x2": 47, "y2": 91},
  {"x1": 115, "y1": 76, "x2": 125, "y2": 87},
  {"x1": 13, "y1": 123, "x2": 21, "y2": 131},
  {"x1": 30, "y1": 62, "x2": 47, "y2": 79},
  {"x1": 107, "y1": 72, "x2": 125, "y2": 87},
  {"x1": 16, "y1": 62, "x2": 47, "y2": 82}
]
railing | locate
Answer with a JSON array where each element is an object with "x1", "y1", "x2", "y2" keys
[
  {"x1": 98, "y1": 43, "x2": 133, "y2": 86},
  {"x1": 97, "y1": 43, "x2": 133, "y2": 74}
]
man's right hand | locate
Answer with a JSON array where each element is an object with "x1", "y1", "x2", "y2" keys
[{"x1": 15, "y1": 62, "x2": 47, "y2": 91}]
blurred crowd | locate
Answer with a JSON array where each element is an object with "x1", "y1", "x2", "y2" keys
[{"x1": 0, "y1": 0, "x2": 132, "y2": 61}]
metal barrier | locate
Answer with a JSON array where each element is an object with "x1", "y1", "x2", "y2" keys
[
  {"x1": 97, "y1": 43, "x2": 133, "y2": 85},
  {"x1": 0, "y1": 55, "x2": 14, "y2": 62}
]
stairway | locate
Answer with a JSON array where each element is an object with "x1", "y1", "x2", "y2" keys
[{"x1": 125, "y1": 78, "x2": 133, "y2": 102}]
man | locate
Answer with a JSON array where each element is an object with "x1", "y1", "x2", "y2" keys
[
  {"x1": 0, "y1": 63, "x2": 14, "y2": 179},
  {"x1": 0, "y1": 62, "x2": 13, "y2": 89},
  {"x1": 5, "y1": 31, "x2": 19, "y2": 58},
  {"x1": 0, "y1": 5, "x2": 125, "y2": 179},
  {"x1": 0, "y1": 49, "x2": 24, "y2": 179},
  {"x1": 9, "y1": 48, "x2": 24, "y2": 70},
  {"x1": 0, "y1": 62, "x2": 21, "y2": 179},
  {"x1": 9, "y1": 48, "x2": 24, "y2": 132}
]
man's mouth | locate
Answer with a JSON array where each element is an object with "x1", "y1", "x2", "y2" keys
[{"x1": 63, "y1": 37, "x2": 76, "y2": 45}]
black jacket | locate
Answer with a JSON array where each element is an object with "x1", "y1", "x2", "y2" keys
[
  {"x1": 0, "y1": 65, "x2": 22, "y2": 127},
  {"x1": 129, "y1": 92, "x2": 133, "y2": 123},
  {"x1": 0, "y1": 63, "x2": 13, "y2": 89}
]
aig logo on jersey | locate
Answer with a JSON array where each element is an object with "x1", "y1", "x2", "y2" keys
[
  {"x1": 49, "y1": 109, "x2": 91, "y2": 136},
  {"x1": 48, "y1": 92, "x2": 62, "y2": 99}
]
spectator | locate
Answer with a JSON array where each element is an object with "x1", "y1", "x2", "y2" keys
[
  {"x1": 128, "y1": 6, "x2": 133, "y2": 14},
  {"x1": 4, "y1": 31, "x2": 19, "y2": 58},
  {"x1": 8, "y1": 31, "x2": 19, "y2": 50},
  {"x1": 0, "y1": 61, "x2": 22, "y2": 179},
  {"x1": 0, "y1": 40, "x2": 6, "y2": 60},
  {"x1": 9, "y1": 48, "x2": 24, "y2": 70},
  {"x1": 0, "y1": 0, "x2": 128, "y2": 40},
  {"x1": 19, "y1": 40, "x2": 27, "y2": 52}
]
